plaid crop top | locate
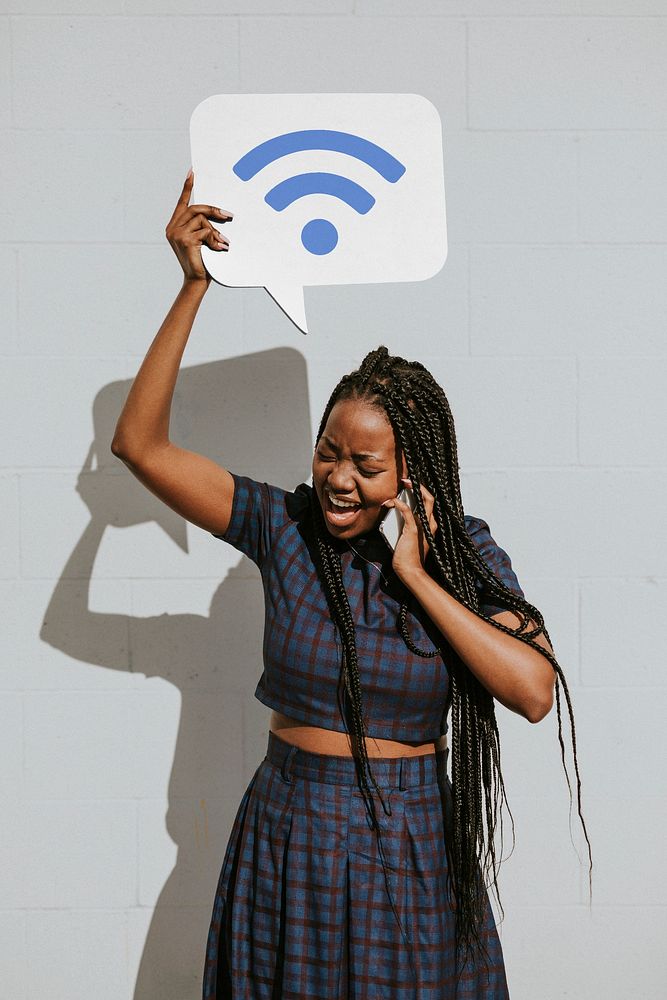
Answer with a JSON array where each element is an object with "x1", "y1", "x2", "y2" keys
[{"x1": 212, "y1": 474, "x2": 525, "y2": 741}]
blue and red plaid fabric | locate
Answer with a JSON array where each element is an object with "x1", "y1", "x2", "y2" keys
[
  {"x1": 202, "y1": 730, "x2": 510, "y2": 999},
  {"x1": 212, "y1": 474, "x2": 525, "y2": 742}
]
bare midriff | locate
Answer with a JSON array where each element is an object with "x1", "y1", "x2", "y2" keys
[{"x1": 269, "y1": 710, "x2": 447, "y2": 758}]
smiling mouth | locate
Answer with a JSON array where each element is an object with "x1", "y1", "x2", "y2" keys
[{"x1": 323, "y1": 490, "x2": 362, "y2": 526}]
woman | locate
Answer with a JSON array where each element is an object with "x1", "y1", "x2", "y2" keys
[{"x1": 112, "y1": 172, "x2": 589, "y2": 999}]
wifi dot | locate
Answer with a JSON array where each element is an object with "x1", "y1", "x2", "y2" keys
[{"x1": 301, "y1": 219, "x2": 338, "y2": 255}]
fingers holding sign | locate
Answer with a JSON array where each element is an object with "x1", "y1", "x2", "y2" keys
[{"x1": 165, "y1": 170, "x2": 234, "y2": 284}]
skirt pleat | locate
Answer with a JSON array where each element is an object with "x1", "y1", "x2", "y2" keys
[{"x1": 203, "y1": 731, "x2": 509, "y2": 1000}]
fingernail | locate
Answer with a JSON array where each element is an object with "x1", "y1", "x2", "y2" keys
[{"x1": 187, "y1": 168, "x2": 193, "y2": 179}]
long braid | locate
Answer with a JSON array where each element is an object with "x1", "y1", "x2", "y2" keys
[
  {"x1": 309, "y1": 346, "x2": 592, "y2": 972},
  {"x1": 308, "y1": 480, "x2": 419, "y2": 980}
]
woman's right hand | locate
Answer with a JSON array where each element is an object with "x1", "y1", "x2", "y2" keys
[{"x1": 165, "y1": 170, "x2": 233, "y2": 285}]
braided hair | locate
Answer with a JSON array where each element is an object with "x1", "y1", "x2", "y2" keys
[{"x1": 308, "y1": 346, "x2": 592, "y2": 971}]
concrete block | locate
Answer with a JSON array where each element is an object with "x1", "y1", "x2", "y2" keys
[
  {"x1": 463, "y1": 468, "x2": 667, "y2": 578},
  {"x1": 4, "y1": 0, "x2": 122, "y2": 9},
  {"x1": 501, "y1": 904, "x2": 666, "y2": 1000},
  {"x1": 127, "y1": 904, "x2": 211, "y2": 1000},
  {"x1": 469, "y1": 18, "x2": 667, "y2": 129},
  {"x1": 509, "y1": 576, "x2": 576, "y2": 669},
  {"x1": 22, "y1": 799, "x2": 136, "y2": 907},
  {"x1": 0, "y1": 476, "x2": 19, "y2": 579},
  {"x1": 128, "y1": 577, "x2": 264, "y2": 693},
  {"x1": 495, "y1": 793, "x2": 583, "y2": 909},
  {"x1": 130, "y1": 0, "x2": 350, "y2": 11},
  {"x1": 147, "y1": 685, "x2": 244, "y2": 802},
  {"x1": 0, "y1": 693, "x2": 22, "y2": 797},
  {"x1": 439, "y1": 355, "x2": 576, "y2": 469},
  {"x1": 581, "y1": 0, "x2": 667, "y2": 11},
  {"x1": 123, "y1": 131, "x2": 191, "y2": 243},
  {"x1": 239, "y1": 16, "x2": 466, "y2": 131},
  {"x1": 24, "y1": 687, "x2": 180, "y2": 799},
  {"x1": 471, "y1": 245, "x2": 667, "y2": 357},
  {"x1": 12, "y1": 16, "x2": 240, "y2": 130},
  {"x1": 88, "y1": 508, "x2": 246, "y2": 583},
  {"x1": 0, "y1": 581, "x2": 22, "y2": 684},
  {"x1": 26, "y1": 909, "x2": 128, "y2": 999},
  {"x1": 0, "y1": 130, "x2": 124, "y2": 242},
  {"x1": 446, "y1": 132, "x2": 578, "y2": 243},
  {"x1": 581, "y1": 578, "x2": 667, "y2": 688},
  {"x1": 35, "y1": 577, "x2": 137, "y2": 690},
  {"x1": 494, "y1": 683, "x2": 588, "y2": 805},
  {"x1": 138, "y1": 794, "x2": 243, "y2": 907},
  {"x1": 18, "y1": 245, "x2": 179, "y2": 357},
  {"x1": 0, "y1": 802, "x2": 24, "y2": 908},
  {"x1": 162, "y1": 275, "x2": 249, "y2": 362},
  {"x1": 579, "y1": 356, "x2": 667, "y2": 466},
  {"x1": 17, "y1": 469, "x2": 145, "y2": 582},
  {"x1": 129, "y1": 576, "x2": 223, "y2": 625},
  {"x1": 136, "y1": 798, "x2": 178, "y2": 907},
  {"x1": 582, "y1": 794, "x2": 667, "y2": 905},
  {"x1": 297, "y1": 245, "x2": 469, "y2": 364},
  {"x1": 0, "y1": 246, "x2": 17, "y2": 353},
  {"x1": 580, "y1": 132, "x2": 667, "y2": 243},
  {"x1": 0, "y1": 911, "x2": 26, "y2": 1000},
  {"x1": 0, "y1": 18, "x2": 9, "y2": 129},
  {"x1": 0, "y1": 359, "x2": 126, "y2": 468},
  {"x1": 573, "y1": 688, "x2": 667, "y2": 797},
  {"x1": 357, "y1": 1, "x2": 579, "y2": 11}
]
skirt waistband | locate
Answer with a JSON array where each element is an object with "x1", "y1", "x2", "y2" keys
[{"x1": 266, "y1": 729, "x2": 448, "y2": 790}]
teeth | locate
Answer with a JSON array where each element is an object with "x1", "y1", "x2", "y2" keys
[{"x1": 329, "y1": 494, "x2": 358, "y2": 509}]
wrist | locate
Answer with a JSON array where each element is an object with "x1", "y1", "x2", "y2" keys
[
  {"x1": 181, "y1": 276, "x2": 210, "y2": 296},
  {"x1": 395, "y1": 562, "x2": 430, "y2": 590}
]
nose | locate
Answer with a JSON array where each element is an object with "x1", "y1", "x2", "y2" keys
[{"x1": 327, "y1": 461, "x2": 356, "y2": 493}]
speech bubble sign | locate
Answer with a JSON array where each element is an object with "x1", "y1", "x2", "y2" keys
[{"x1": 189, "y1": 93, "x2": 447, "y2": 334}]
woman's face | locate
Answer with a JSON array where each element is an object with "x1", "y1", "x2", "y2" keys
[{"x1": 312, "y1": 397, "x2": 407, "y2": 540}]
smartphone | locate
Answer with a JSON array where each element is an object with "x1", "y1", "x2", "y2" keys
[{"x1": 379, "y1": 487, "x2": 416, "y2": 550}]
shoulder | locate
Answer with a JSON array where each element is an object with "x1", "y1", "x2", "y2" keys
[
  {"x1": 463, "y1": 512, "x2": 525, "y2": 600},
  {"x1": 229, "y1": 474, "x2": 310, "y2": 520},
  {"x1": 464, "y1": 514, "x2": 492, "y2": 541}
]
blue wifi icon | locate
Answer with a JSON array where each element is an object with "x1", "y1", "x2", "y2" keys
[{"x1": 232, "y1": 129, "x2": 406, "y2": 256}]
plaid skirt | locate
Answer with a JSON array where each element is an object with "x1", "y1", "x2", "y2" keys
[{"x1": 203, "y1": 731, "x2": 509, "y2": 999}]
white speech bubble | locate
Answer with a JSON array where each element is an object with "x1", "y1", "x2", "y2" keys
[{"x1": 189, "y1": 93, "x2": 447, "y2": 334}]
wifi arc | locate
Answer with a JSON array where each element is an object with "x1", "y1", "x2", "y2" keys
[{"x1": 233, "y1": 129, "x2": 406, "y2": 256}]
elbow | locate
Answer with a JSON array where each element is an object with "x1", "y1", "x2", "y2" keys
[
  {"x1": 524, "y1": 689, "x2": 554, "y2": 724},
  {"x1": 110, "y1": 436, "x2": 129, "y2": 459},
  {"x1": 110, "y1": 436, "x2": 142, "y2": 465},
  {"x1": 111, "y1": 438, "x2": 123, "y2": 458}
]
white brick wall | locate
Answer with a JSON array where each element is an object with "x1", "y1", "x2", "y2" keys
[{"x1": 3, "y1": 4, "x2": 665, "y2": 998}]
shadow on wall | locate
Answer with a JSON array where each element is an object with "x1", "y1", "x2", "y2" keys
[{"x1": 40, "y1": 348, "x2": 313, "y2": 1000}]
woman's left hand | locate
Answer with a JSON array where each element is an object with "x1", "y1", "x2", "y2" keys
[{"x1": 384, "y1": 478, "x2": 438, "y2": 584}]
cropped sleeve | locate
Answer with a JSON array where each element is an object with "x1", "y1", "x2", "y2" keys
[
  {"x1": 210, "y1": 473, "x2": 272, "y2": 568},
  {"x1": 465, "y1": 515, "x2": 525, "y2": 618}
]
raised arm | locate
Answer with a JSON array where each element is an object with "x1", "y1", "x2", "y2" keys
[{"x1": 111, "y1": 171, "x2": 237, "y2": 536}]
